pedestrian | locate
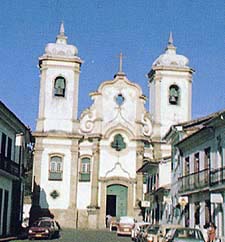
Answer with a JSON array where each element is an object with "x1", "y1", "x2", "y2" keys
[
  {"x1": 207, "y1": 222, "x2": 216, "y2": 242},
  {"x1": 201, "y1": 224, "x2": 209, "y2": 242},
  {"x1": 106, "y1": 214, "x2": 112, "y2": 228}
]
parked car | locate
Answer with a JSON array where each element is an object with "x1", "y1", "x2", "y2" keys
[
  {"x1": 117, "y1": 216, "x2": 135, "y2": 236},
  {"x1": 131, "y1": 222, "x2": 151, "y2": 241},
  {"x1": 157, "y1": 224, "x2": 183, "y2": 242},
  {"x1": 28, "y1": 217, "x2": 60, "y2": 240},
  {"x1": 143, "y1": 225, "x2": 160, "y2": 242},
  {"x1": 165, "y1": 227, "x2": 205, "y2": 242}
]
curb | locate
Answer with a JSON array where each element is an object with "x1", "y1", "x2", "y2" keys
[{"x1": 0, "y1": 237, "x2": 17, "y2": 242}]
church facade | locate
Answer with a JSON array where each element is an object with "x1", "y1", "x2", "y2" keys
[{"x1": 32, "y1": 24, "x2": 194, "y2": 229}]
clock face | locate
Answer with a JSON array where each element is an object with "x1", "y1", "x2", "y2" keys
[{"x1": 115, "y1": 93, "x2": 125, "y2": 106}]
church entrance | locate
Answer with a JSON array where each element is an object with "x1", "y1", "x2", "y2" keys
[
  {"x1": 106, "y1": 195, "x2": 116, "y2": 216},
  {"x1": 106, "y1": 184, "x2": 127, "y2": 218}
]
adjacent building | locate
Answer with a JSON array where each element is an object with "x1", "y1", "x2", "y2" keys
[
  {"x1": 165, "y1": 110, "x2": 225, "y2": 241},
  {"x1": 0, "y1": 101, "x2": 32, "y2": 237},
  {"x1": 32, "y1": 25, "x2": 193, "y2": 229}
]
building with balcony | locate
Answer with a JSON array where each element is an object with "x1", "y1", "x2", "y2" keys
[
  {"x1": 165, "y1": 109, "x2": 225, "y2": 241},
  {"x1": 137, "y1": 157, "x2": 171, "y2": 224},
  {"x1": 0, "y1": 101, "x2": 32, "y2": 237}
]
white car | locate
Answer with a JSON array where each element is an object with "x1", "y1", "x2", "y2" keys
[{"x1": 117, "y1": 216, "x2": 135, "y2": 236}]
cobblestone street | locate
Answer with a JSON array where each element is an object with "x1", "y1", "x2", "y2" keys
[{"x1": 13, "y1": 229, "x2": 131, "y2": 242}]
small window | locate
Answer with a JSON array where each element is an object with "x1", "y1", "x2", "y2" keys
[
  {"x1": 7, "y1": 137, "x2": 12, "y2": 160},
  {"x1": 194, "y1": 153, "x2": 200, "y2": 173},
  {"x1": 184, "y1": 157, "x2": 190, "y2": 176},
  {"x1": 169, "y1": 85, "x2": 179, "y2": 105},
  {"x1": 204, "y1": 148, "x2": 210, "y2": 169},
  {"x1": 1, "y1": 133, "x2": 7, "y2": 158},
  {"x1": 49, "y1": 156, "x2": 63, "y2": 180},
  {"x1": 115, "y1": 93, "x2": 125, "y2": 106},
  {"x1": 79, "y1": 157, "x2": 91, "y2": 182},
  {"x1": 54, "y1": 76, "x2": 66, "y2": 97}
]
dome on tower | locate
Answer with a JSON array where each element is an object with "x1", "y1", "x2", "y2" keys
[
  {"x1": 152, "y1": 33, "x2": 189, "y2": 68},
  {"x1": 44, "y1": 23, "x2": 78, "y2": 57}
]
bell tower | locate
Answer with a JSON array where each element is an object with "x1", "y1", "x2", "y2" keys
[
  {"x1": 148, "y1": 33, "x2": 194, "y2": 143},
  {"x1": 32, "y1": 24, "x2": 82, "y2": 228},
  {"x1": 36, "y1": 23, "x2": 82, "y2": 133}
]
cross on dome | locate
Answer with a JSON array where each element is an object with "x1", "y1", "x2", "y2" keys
[
  {"x1": 168, "y1": 32, "x2": 174, "y2": 46},
  {"x1": 119, "y1": 52, "x2": 124, "y2": 72},
  {"x1": 165, "y1": 31, "x2": 176, "y2": 53},
  {"x1": 114, "y1": 52, "x2": 126, "y2": 77},
  {"x1": 60, "y1": 22, "x2": 65, "y2": 36}
]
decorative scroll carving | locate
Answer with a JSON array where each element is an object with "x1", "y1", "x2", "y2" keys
[
  {"x1": 141, "y1": 113, "x2": 153, "y2": 136},
  {"x1": 105, "y1": 162, "x2": 131, "y2": 178},
  {"x1": 80, "y1": 108, "x2": 96, "y2": 133}
]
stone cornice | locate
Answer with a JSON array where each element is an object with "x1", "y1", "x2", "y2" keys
[
  {"x1": 85, "y1": 133, "x2": 102, "y2": 141},
  {"x1": 148, "y1": 66, "x2": 195, "y2": 82},
  {"x1": 32, "y1": 131, "x2": 83, "y2": 139},
  {"x1": 151, "y1": 65, "x2": 195, "y2": 73},
  {"x1": 39, "y1": 55, "x2": 83, "y2": 66},
  {"x1": 132, "y1": 136, "x2": 151, "y2": 142}
]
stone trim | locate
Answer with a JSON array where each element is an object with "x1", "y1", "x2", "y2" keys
[
  {"x1": 32, "y1": 131, "x2": 83, "y2": 139},
  {"x1": 99, "y1": 176, "x2": 136, "y2": 184}
]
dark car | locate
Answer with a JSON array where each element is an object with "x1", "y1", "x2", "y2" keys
[
  {"x1": 143, "y1": 225, "x2": 160, "y2": 242},
  {"x1": 165, "y1": 227, "x2": 205, "y2": 242},
  {"x1": 28, "y1": 218, "x2": 60, "y2": 240},
  {"x1": 131, "y1": 222, "x2": 151, "y2": 241}
]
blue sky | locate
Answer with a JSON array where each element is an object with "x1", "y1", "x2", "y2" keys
[{"x1": 0, "y1": 0, "x2": 224, "y2": 130}]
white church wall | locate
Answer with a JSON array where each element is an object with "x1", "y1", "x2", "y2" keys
[
  {"x1": 79, "y1": 141, "x2": 93, "y2": 156},
  {"x1": 99, "y1": 146, "x2": 136, "y2": 179},
  {"x1": 98, "y1": 182, "x2": 101, "y2": 208},
  {"x1": 77, "y1": 183, "x2": 91, "y2": 209},
  {"x1": 39, "y1": 145, "x2": 71, "y2": 209},
  {"x1": 160, "y1": 143, "x2": 172, "y2": 157},
  {"x1": 159, "y1": 161, "x2": 171, "y2": 187}
]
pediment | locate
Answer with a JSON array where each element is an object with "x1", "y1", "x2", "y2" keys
[{"x1": 79, "y1": 74, "x2": 152, "y2": 137}]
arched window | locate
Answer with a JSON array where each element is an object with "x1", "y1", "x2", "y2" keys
[
  {"x1": 54, "y1": 76, "x2": 66, "y2": 97},
  {"x1": 169, "y1": 85, "x2": 179, "y2": 105},
  {"x1": 49, "y1": 156, "x2": 63, "y2": 180},
  {"x1": 79, "y1": 157, "x2": 91, "y2": 182}
]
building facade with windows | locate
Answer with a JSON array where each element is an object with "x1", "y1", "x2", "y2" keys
[
  {"x1": 32, "y1": 25, "x2": 194, "y2": 229},
  {"x1": 165, "y1": 110, "x2": 225, "y2": 241},
  {"x1": 0, "y1": 101, "x2": 32, "y2": 237}
]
